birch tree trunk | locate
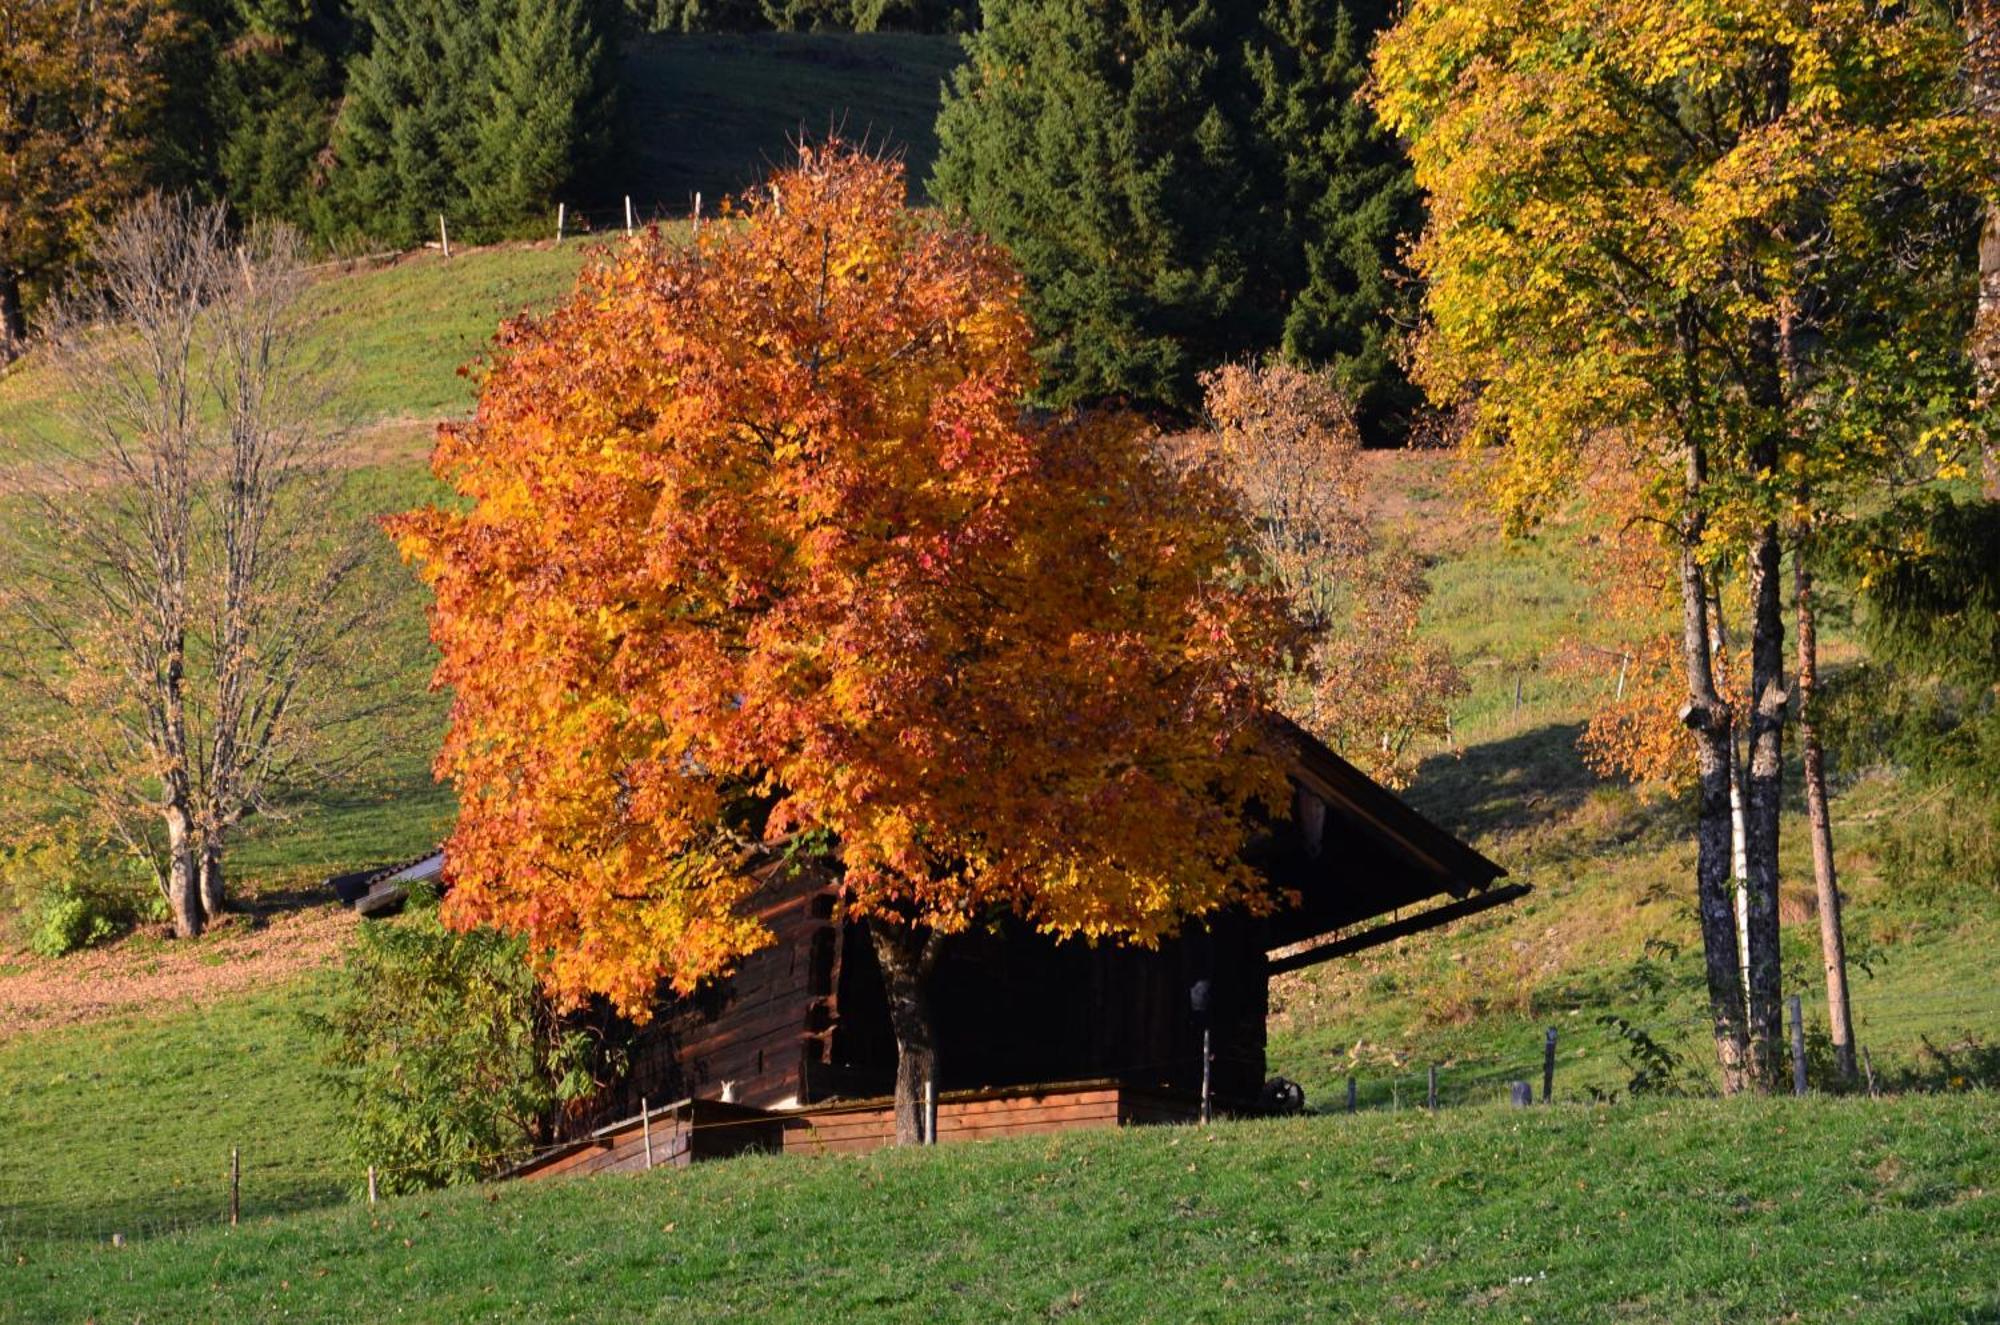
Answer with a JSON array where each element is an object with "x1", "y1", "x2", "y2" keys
[
  {"x1": 1794, "y1": 543, "x2": 1857, "y2": 1083},
  {"x1": 869, "y1": 921, "x2": 943, "y2": 1146},
  {"x1": 1676, "y1": 441, "x2": 1751, "y2": 1094},
  {"x1": 1741, "y1": 519, "x2": 1787, "y2": 1090},
  {"x1": 1969, "y1": 0, "x2": 2000, "y2": 497}
]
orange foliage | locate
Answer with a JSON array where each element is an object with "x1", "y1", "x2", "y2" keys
[
  {"x1": 389, "y1": 146, "x2": 1301, "y2": 1017},
  {"x1": 1180, "y1": 363, "x2": 1463, "y2": 788},
  {"x1": 1561, "y1": 435, "x2": 1749, "y2": 790}
]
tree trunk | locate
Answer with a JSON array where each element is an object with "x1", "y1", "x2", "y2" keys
[
  {"x1": 198, "y1": 831, "x2": 226, "y2": 922},
  {"x1": 1979, "y1": 204, "x2": 2000, "y2": 499},
  {"x1": 1968, "y1": 0, "x2": 2000, "y2": 497},
  {"x1": 164, "y1": 806, "x2": 204, "y2": 939},
  {"x1": 0, "y1": 267, "x2": 24, "y2": 361},
  {"x1": 1741, "y1": 519, "x2": 1787, "y2": 1091},
  {"x1": 1795, "y1": 545, "x2": 1857, "y2": 1083},
  {"x1": 1675, "y1": 458, "x2": 1750, "y2": 1094},
  {"x1": 869, "y1": 920, "x2": 943, "y2": 1146}
]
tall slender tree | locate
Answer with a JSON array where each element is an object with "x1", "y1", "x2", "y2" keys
[
  {"x1": 1374, "y1": 0, "x2": 1989, "y2": 1090},
  {"x1": 1, "y1": 197, "x2": 404, "y2": 936}
]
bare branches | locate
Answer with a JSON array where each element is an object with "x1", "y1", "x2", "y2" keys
[{"x1": 0, "y1": 194, "x2": 404, "y2": 936}]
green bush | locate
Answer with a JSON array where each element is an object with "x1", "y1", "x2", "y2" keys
[
  {"x1": 26, "y1": 892, "x2": 117, "y2": 958},
  {"x1": 4, "y1": 834, "x2": 158, "y2": 957},
  {"x1": 313, "y1": 897, "x2": 619, "y2": 1193}
]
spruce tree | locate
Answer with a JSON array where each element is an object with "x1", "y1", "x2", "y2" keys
[
  {"x1": 1248, "y1": 0, "x2": 1420, "y2": 438},
  {"x1": 466, "y1": 0, "x2": 615, "y2": 227},
  {"x1": 330, "y1": 0, "x2": 613, "y2": 247},
  {"x1": 933, "y1": 0, "x2": 1275, "y2": 412},
  {"x1": 209, "y1": 0, "x2": 353, "y2": 237},
  {"x1": 932, "y1": 0, "x2": 1414, "y2": 428}
]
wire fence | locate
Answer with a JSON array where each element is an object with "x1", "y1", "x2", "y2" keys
[{"x1": 4, "y1": 992, "x2": 1992, "y2": 1250}]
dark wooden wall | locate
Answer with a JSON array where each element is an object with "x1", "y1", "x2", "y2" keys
[
  {"x1": 570, "y1": 847, "x2": 1301, "y2": 1134},
  {"x1": 817, "y1": 912, "x2": 1268, "y2": 1107}
]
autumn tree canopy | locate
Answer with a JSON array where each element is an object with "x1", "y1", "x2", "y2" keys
[
  {"x1": 1177, "y1": 362, "x2": 1461, "y2": 789},
  {"x1": 391, "y1": 148, "x2": 1301, "y2": 1107},
  {"x1": 1373, "y1": 0, "x2": 1991, "y2": 1090},
  {"x1": 0, "y1": 0, "x2": 172, "y2": 353}
]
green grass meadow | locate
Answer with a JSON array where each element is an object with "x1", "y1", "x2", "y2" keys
[
  {"x1": 5, "y1": 1098, "x2": 1995, "y2": 1323},
  {"x1": 0, "y1": 978, "x2": 348, "y2": 1246}
]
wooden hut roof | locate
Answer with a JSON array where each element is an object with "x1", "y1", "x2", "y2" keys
[{"x1": 1256, "y1": 712, "x2": 1523, "y2": 973}]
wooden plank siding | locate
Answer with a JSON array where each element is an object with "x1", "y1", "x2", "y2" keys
[{"x1": 511, "y1": 1082, "x2": 1200, "y2": 1179}]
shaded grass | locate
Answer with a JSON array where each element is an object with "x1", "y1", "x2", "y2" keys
[
  {"x1": 614, "y1": 32, "x2": 963, "y2": 213},
  {"x1": 5, "y1": 1097, "x2": 1995, "y2": 1323}
]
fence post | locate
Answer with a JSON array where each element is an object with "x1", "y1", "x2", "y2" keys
[
  {"x1": 1542, "y1": 1027, "x2": 1558, "y2": 1103},
  {"x1": 625, "y1": 195, "x2": 634, "y2": 233},
  {"x1": 1788, "y1": 995, "x2": 1808, "y2": 1097},
  {"x1": 1427, "y1": 1065, "x2": 1439, "y2": 1110},
  {"x1": 438, "y1": 214, "x2": 450, "y2": 260},
  {"x1": 1863, "y1": 1047, "x2": 1880, "y2": 1098},
  {"x1": 228, "y1": 1148, "x2": 239, "y2": 1227},
  {"x1": 693, "y1": 191, "x2": 702, "y2": 236},
  {"x1": 556, "y1": 203, "x2": 566, "y2": 245},
  {"x1": 1345, "y1": 1075, "x2": 1357, "y2": 1114},
  {"x1": 367, "y1": 1166, "x2": 377, "y2": 1205},
  {"x1": 642, "y1": 1096, "x2": 654, "y2": 1170}
]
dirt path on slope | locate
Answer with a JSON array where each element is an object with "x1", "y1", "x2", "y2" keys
[{"x1": 0, "y1": 892, "x2": 358, "y2": 1041}]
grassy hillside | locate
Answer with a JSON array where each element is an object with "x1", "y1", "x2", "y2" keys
[
  {"x1": 6, "y1": 1097, "x2": 1995, "y2": 1323},
  {"x1": 0, "y1": 978, "x2": 348, "y2": 1246},
  {"x1": 1264, "y1": 456, "x2": 2000, "y2": 1107}
]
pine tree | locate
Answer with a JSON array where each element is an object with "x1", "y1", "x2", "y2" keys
[
  {"x1": 329, "y1": 0, "x2": 612, "y2": 247},
  {"x1": 465, "y1": 0, "x2": 615, "y2": 227},
  {"x1": 932, "y1": 0, "x2": 1413, "y2": 424},
  {"x1": 1248, "y1": 0, "x2": 1420, "y2": 438},
  {"x1": 209, "y1": 0, "x2": 353, "y2": 237},
  {"x1": 932, "y1": 0, "x2": 1276, "y2": 412}
]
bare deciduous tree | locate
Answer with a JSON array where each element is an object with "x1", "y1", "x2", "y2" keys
[
  {"x1": 1170, "y1": 362, "x2": 1465, "y2": 788},
  {"x1": 0, "y1": 194, "x2": 404, "y2": 937}
]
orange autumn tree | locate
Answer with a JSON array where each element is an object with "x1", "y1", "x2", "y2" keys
[{"x1": 390, "y1": 145, "x2": 1301, "y2": 1143}]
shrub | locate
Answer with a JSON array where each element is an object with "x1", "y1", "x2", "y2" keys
[
  {"x1": 314, "y1": 897, "x2": 620, "y2": 1193},
  {"x1": 3, "y1": 834, "x2": 158, "y2": 957},
  {"x1": 26, "y1": 891, "x2": 117, "y2": 958}
]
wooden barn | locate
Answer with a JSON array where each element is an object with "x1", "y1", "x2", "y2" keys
[{"x1": 507, "y1": 715, "x2": 1520, "y2": 1178}]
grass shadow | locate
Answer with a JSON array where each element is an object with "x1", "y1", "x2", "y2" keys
[{"x1": 1403, "y1": 720, "x2": 1596, "y2": 843}]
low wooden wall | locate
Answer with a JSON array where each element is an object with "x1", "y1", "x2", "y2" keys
[
  {"x1": 509, "y1": 1098, "x2": 783, "y2": 1181},
  {"x1": 779, "y1": 1081, "x2": 1198, "y2": 1157},
  {"x1": 509, "y1": 1080, "x2": 1202, "y2": 1180}
]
